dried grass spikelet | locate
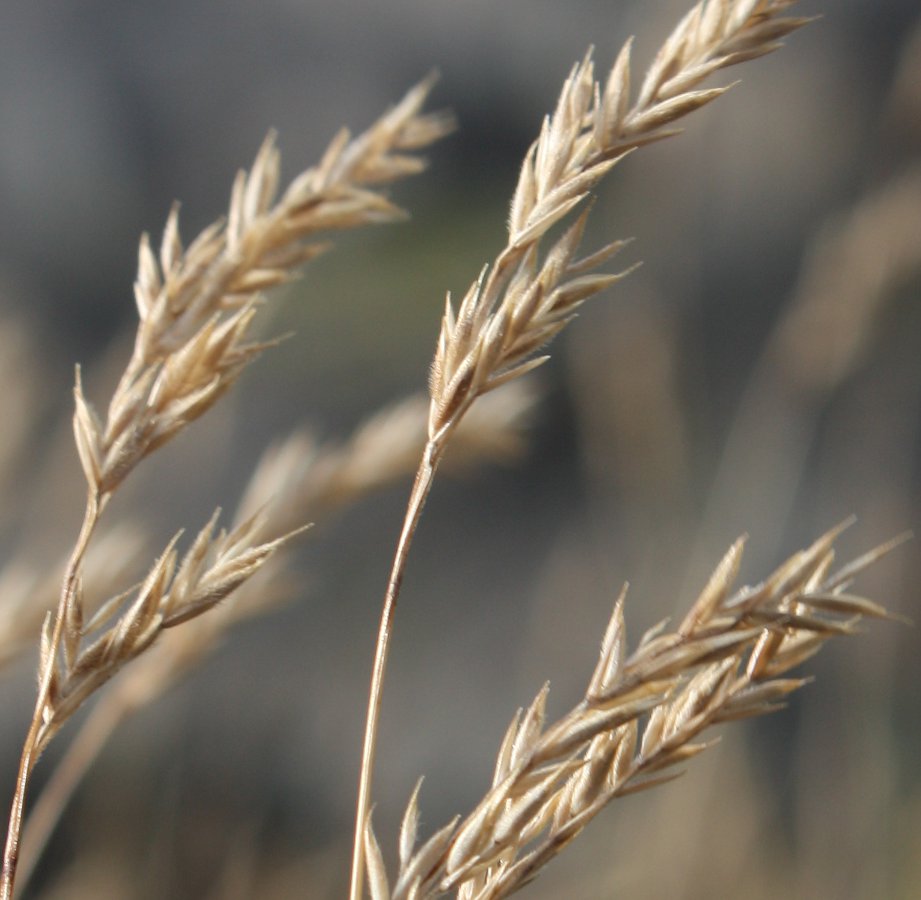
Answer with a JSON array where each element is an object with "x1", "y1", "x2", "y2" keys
[
  {"x1": 73, "y1": 76, "x2": 453, "y2": 499},
  {"x1": 353, "y1": 3, "x2": 817, "y2": 896},
  {"x1": 369, "y1": 525, "x2": 903, "y2": 900},
  {"x1": 3, "y1": 82, "x2": 451, "y2": 894},
  {"x1": 80, "y1": 378, "x2": 539, "y2": 717},
  {"x1": 427, "y1": 0, "x2": 811, "y2": 443},
  {"x1": 12, "y1": 379, "x2": 539, "y2": 893},
  {"x1": 34, "y1": 510, "x2": 303, "y2": 754}
]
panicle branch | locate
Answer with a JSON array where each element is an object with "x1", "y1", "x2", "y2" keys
[
  {"x1": 77, "y1": 76, "x2": 453, "y2": 500},
  {"x1": 3, "y1": 75, "x2": 451, "y2": 900},
  {"x1": 376, "y1": 524, "x2": 900, "y2": 900},
  {"x1": 428, "y1": 0, "x2": 811, "y2": 444},
  {"x1": 354, "y1": 3, "x2": 817, "y2": 897},
  {"x1": 33, "y1": 511, "x2": 304, "y2": 755}
]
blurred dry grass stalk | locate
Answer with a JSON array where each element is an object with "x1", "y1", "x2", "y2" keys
[{"x1": 0, "y1": 1, "x2": 911, "y2": 898}]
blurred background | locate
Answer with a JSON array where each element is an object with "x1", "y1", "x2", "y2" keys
[{"x1": 0, "y1": 0, "x2": 919, "y2": 897}]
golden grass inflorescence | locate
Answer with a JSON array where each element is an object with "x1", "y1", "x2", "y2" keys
[
  {"x1": 0, "y1": 1, "x2": 905, "y2": 899},
  {"x1": 1, "y1": 77, "x2": 454, "y2": 899},
  {"x1": 363, "y1": 524, "x2": 904, "y2": 900}
]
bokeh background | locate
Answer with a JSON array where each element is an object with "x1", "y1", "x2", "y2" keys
[{"x1": 0, "y1": 1, "x2": 919, "y2": 897}]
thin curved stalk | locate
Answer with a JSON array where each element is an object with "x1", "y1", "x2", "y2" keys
[
  {"x1": 16, "y1": 685, "x2": 130, "y2": 893},
  {"x1": 1, "y1": 492, "x2": 100, "y2": 900},
  {"x1": 349, "y1": 440, "x2": 441, "y2": 900}
]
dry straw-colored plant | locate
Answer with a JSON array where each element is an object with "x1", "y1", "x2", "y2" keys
[
  {"x1": 1, "y1": 78, "x2": 454, "y2": 898},
  {"x1": 0, "y1": 1, "x2": 907, "y2": 898},
  {"x1": 363, "y1": 524, "x2": 901, "y2": 900}
]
